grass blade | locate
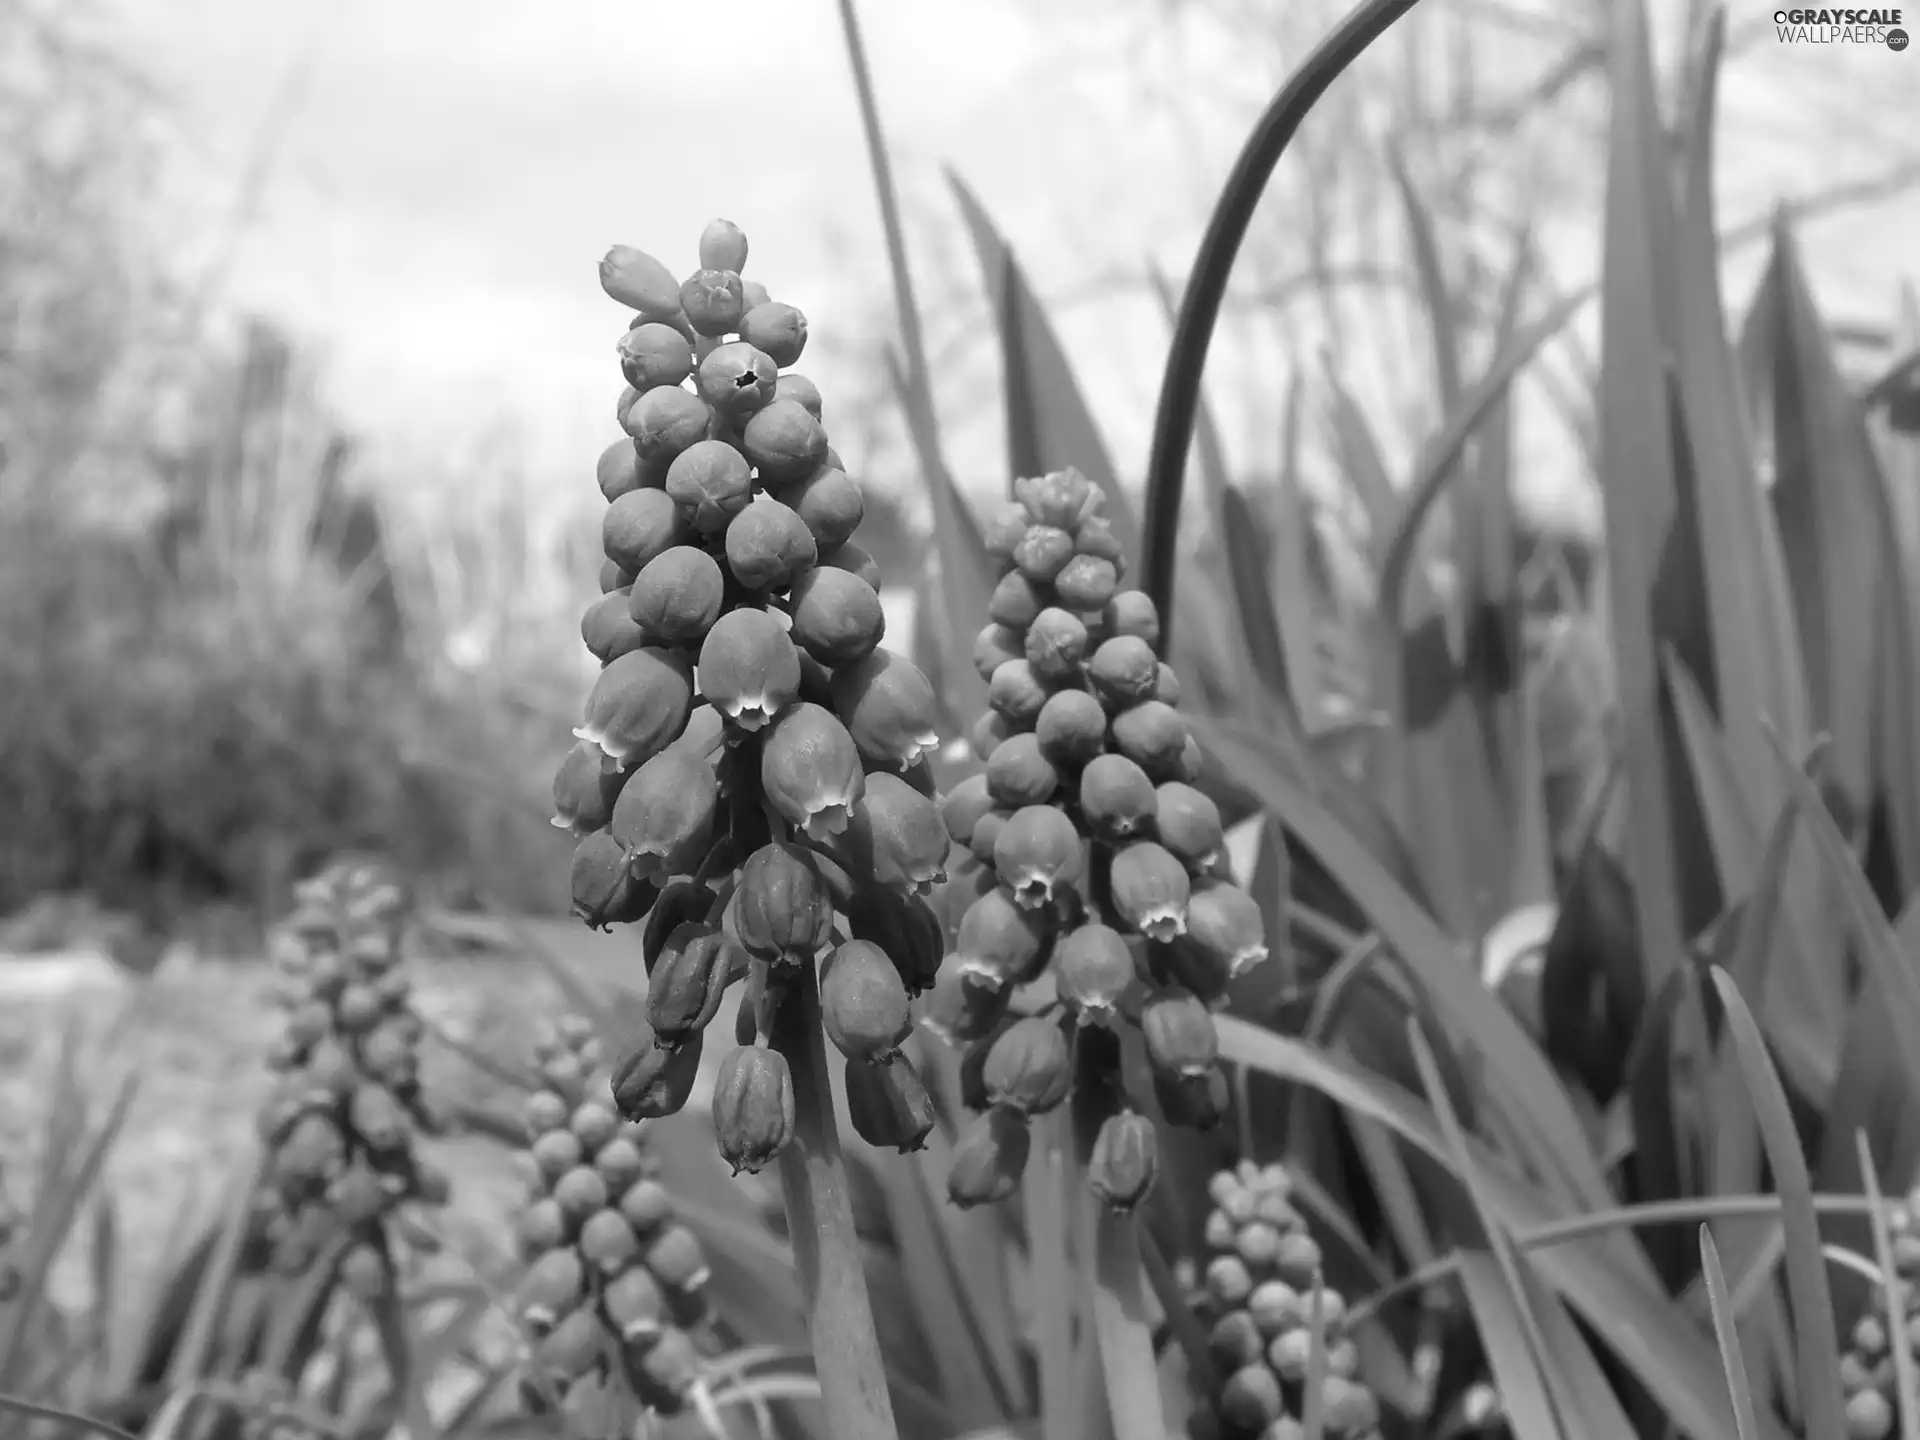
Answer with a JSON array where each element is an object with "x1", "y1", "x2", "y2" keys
[
  {"x1": 1707, "y1": 966, "x2": 1847, "y2": 1439},
  {"x1": 1699, "y1": 1226, "x2": 1765, "y2": 1440}
]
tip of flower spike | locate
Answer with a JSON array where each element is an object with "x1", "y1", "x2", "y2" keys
[{"x1": 801, "y1": 805, "x2": 853, "y2": 842}]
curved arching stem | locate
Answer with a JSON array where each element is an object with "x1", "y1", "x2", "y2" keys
[{"x1": 1139, "y1": 0, "x2": 1427, "y2": 654}]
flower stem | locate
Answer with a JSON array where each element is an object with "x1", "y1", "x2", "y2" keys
[{"x1": 770, "y1": 955, "x2": 898, "y2": 1440}]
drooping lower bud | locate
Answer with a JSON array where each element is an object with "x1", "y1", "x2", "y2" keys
[
  {"x1": 646, "y1": 925, "x2": 746, "y2": 1047},
  {"x1": 840, "y1": 772, "x2": 949, "y2": 893},
  {"x1": 844, "y1": 1053, "x2": 938, "y2": 1153},
  {"x1": 1185, "y1": 880, "x2": 1270, "y2": 979},
  {"x1": 711, "y1": 1044, "x2": 796, "y2": 1175},
  {"x1": 954, "y1": 887, "x2": 1052, "y2": 991},
  {"x1": 569, "y1": 832, "x2": 655, "y2": 930},
  {"x1": 611, "y1": 1030, "x2": 704, "y2": 1120},
  {"x1": 551, "y1": 740, "x2": 628, "y2": 835},
  {"x1": 1087, "y1": 1111, "x2": 1159, "y2": 1212}
]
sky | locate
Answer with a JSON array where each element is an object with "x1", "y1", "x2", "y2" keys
[{"x1": 107, "y1": 0, "x2": 1920, "y2": 553}]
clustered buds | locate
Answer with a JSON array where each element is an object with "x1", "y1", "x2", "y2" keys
[
  {"x1": 568, "y1": 220, "x2": 947, "y2": 1181},
  {"x1": 1836, "y1": 1187, "x2": 1920, "y2": 1440},
  {"x1": 931, "y1": 467, "x2": 1269, "y2": 1210},
  {"x1": 252, "y1": 857, "x2": 446, "y2": 1303},
  {"x1": 515, "y1": 1015, "x2": 712, "y2": 1422},
  {"x1": 1185, "y1": 1162, "x2": 1380, "y2": 1439}
]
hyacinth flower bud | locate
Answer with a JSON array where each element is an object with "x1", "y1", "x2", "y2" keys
[
  {"x1": 786, "y1": 567, "x2": 886, "y2": 667},
  {"x1": 844, "y1": 1053, "x2": 938, "y2": 1152},
  {"x1": 841, "y1": 886, "x2": 944, "y2": 994},
  {"x1": 603, "y1": 487, "x2": 690, "y2": 576},
  {"x1": 985, "y1": 733, "x2": 1059, "y2": 808},
  {"x1": 1142, "y1": 990, "x2": 1219, "y2": 1079},
  {"x1": 1087, "y1": 1111, "x2": 1159, "y2": 1212},
  {"x1": 732, "y1": 842, "x2": 835, "y2": 965},
  {"x1": 820, "y1": 940, "x2": 914, "y2": 1063},
  {"x1": 625, "y1": 385, "x2": 710, "y2": 468},
  {"x1": 979, "y1": 1016, "x2": 1072, "y2": 1116},
  {"x1": 1110, "y1": 841, "x2": 1191, "y2": 941},
  {"x1": 611, "y1": 1030, "x2": 704, "y2": 1120},
  {"x1": 698, "y1": 217, "x2": 749, "y2": 272},
  {"x1": 1105, "y1": 590, "x2": 1162, "y2": 647},
  {"x1": 827, "y1": 648, "x2": 941, "y2": 771},
  {"x1": 760, "y1": 703, "x2": 866, "y2": 840},
  {"x1": 665, "y1": 440, "x2": 754, "y2": 536},
  {"x1": 1154, "y1": 663, "x2": 1182, "y2": 708},
  {"x1": 1054, "y1": 553, "x2": 1119, "y2": 611},
  {"x1": 599, "y1": 246, "x2": 684, "y2": 320},
  {"x1": 992, "y1": 805, "x2": 1084, "y2": 912},
  {"x1": 1087, "y1": 635, "x2": 1161, "y2": 713},
  {"x1": 982, "y1": 503, "x2": 1032, "y2": 565},
  {"x1": 1054, "y1": 922, "x2": 1138, "y2": 1019},
  {"x1": 1015, "y1": 466, "x2": 1098, "y2": 529},
  {"x1": 988, "y1": 659, "x2": 1051, "y2": 730},
  {"x1": 600, "y1": 557, "x2": 634, "y2": 592},
  {"x1": 609, "y1": 748, "x2": 719, "y2": 881},
  {"x1": 348, "y1": 1083, "x2": 410, "y2": 1152},
  {"x1": 1157, "y1": 1062, "x2": 1230, "y2": 1130},
  {"x1": 974, "y1": 623, "x2": 1025, "y2": 683},
  {"x1": 691, "y1": 609, "x2": 796, "y2": 733},
  {"x1": 724, "y1": 493, "x2": 817, "y2": 592},
  {"x1": 552, "y1": 742, "x2": 626, "y2": 836},
  {"x1": 697, "y1": 341, "x2": 779, "y2": 421},
  {"x1": 955, "y1": 886, "x2": 1051, "y2": 991},
  {"x1": 948, "y1": 1107, "x2": 1032, "y2": 1209},
  {"x1": 548, "y1": 860, "x2": 618, "y2": 950},
  {"x1": 602, "y1": 1265, "x2": 668, "y2": 1345},
  {"x1": 580, "y1": 588, "x2": 647, "y2": 664},
  {"x1": 519, "y1": 1247, "x2": 587, "y2": 1331},
  {"x1": 736, "y1": 301, "x2": 807, "y2": 368},
  {"x1": 575, "y1": 647, "x2": 695, "y2": 768},
  {"x1": 989, "y1": 570, "x2": 1047, "y2": 629},
  {"x1": 1078, "y1": 754, "x2": 1157, "y2": 841},
  {"x1": 1013, "y1": 525, "x2": 1075, "y2": 584},
  {"x1": 741, "y1": 399, "x2": 829, "y2": 486},
  {"x1": 632, "y1": 1328, "x2": 702, "y2": 1411},
  {"x1": 1154, "y1": 782, "x2": 1224, "y2": 871},
  {"x1": 1034, "y1": 690, "x2": 1108, "y2": 770},
  {"x1": 1025, "y1": 608, "x2": 1090, "y2": 686},
  {"x1": 535, "y1": 1306, "x2": 604, "y2": 1383},
  {"x1": 578, "y1": 1207, "x2": 641, "y2": 1276},
  {"x1": 772, "y1": 370, "x2": 822, "y2": 418},
  {"x1": 838, "y1": 772, "x2": 949, "y2": 894},
  {"x1": 1185, "y1": 880, "x2": 1269, "y2": 979},
  {"x1": 680, "y1": 268, "x2": 746, "y2": 337},
  {"x1": 781, "y1": 464, "x2": 862, "y2": 549},
  {"x1": 617, "y1": 322, "x2": 695, "y2": 393},
  {"x1": 940, "y1": 774, "x2": 995, "y2": 849},
  {"x1": 711, "y1": 1045, "x2": 796, "y2": 1175},
  {"x1": 971, "y1": 719, "x2": 1016, "y2": 772},
  {"x1": 646, "y1": 924, "x2": 745, "y2": 1047},
  {"x1": 1111, "y1": 700, "x2": 1189, "y2": 779},
  {"x1": 1220, "y1": 1366, "x2": 1286, "y2": 1435}
]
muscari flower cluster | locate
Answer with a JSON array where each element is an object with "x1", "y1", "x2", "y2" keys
[
  {"x1": 553, "y1": 219, "x2": 950, "y2": 1178},
  {"x1": 927, "y1": 466, "x2": 1270, "y2": 1210},
  {"x1": 1190, "y1": 1163, "x2": 1381, "y2": 1440},
  {"x1": 513, "y1": 1015, "x2": 711, "y2": 1428},
  {"x1": 1833, "y1": 1188, "x2": 1920, "y2": 1440},
  {"x1": 254, "y1": 857, "x2": 447, "y2": 1301}
]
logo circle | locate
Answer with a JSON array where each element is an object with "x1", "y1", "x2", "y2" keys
[
  {"x1": 1774, "y1": 7, "x2": 1786, "y2": 17},
  {"x1": 1891, "y1": 25, "x2": 1910, "y2": 47}
]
